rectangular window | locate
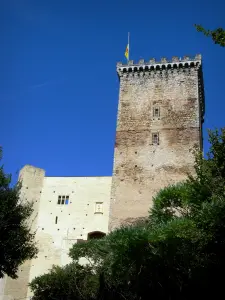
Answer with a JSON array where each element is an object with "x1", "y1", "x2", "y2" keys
[
  {"x1": 152, "y1": 133, "x2": 159, "y2": 145},
  {"x1": 57, "y1": 195, "x2": 70, "y2": 205},
  {"x1": 95, "y1": 202, "x2": 103, "y2": 214},
  {"x1": 153, "y1": 107, "x2": 160, "y2": 118},
  {"x1": 55, "y1": 216, "x2": 58, "y2": 224}
]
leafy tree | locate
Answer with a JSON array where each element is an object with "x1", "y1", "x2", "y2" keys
[
  {"x1": 195, "y1": 25, "x2": 225, "y2": 47},
  {"x1": 69, "y1": 215, "x2": 207, "y2": 300},
  {"x1": 149, "y1": 128, "x2": 225, "y2": 297},
  {"x1": 30, "y1": 263, "x2": 98, "y2": 300},
  {"x1": 0, "y1": 148, "x2": 38, "y2": 278}
]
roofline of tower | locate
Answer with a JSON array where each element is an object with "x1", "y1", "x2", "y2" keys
[
  {"x1": 45, "y1": 175, "x2": 112, "y2": 178},
  {"x1": 116, "y1": 53, "x2": 205, "y2": 119},
  {"x1": 116, "y1": 54, "x2": 202, "y2": 76}
]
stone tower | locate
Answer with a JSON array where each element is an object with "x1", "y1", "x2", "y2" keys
[
  {"x1": 2, "y1": 165, "x2": 45, "y2": 300},
  {"x1": 109, "y1": 55, "x2": 205, "y2": 231}
]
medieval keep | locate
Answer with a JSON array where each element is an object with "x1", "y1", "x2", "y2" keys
[{"x1": 1, "y1": 55, "x2": 205, "y2": 299}]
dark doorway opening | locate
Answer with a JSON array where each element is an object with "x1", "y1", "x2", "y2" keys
[{"x1": 87, "y1": 231, "x2": 106, "y2": 240}]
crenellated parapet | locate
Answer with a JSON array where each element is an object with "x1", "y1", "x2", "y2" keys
[
  {"x1": 116, "y1": 53, "x2": 205, "y2": 120},
  {"x1": 117, "y1": 54, "x2": 202, "y2": 77}
]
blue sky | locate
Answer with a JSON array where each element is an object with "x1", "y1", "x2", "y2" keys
[{"x1": 1, "y1": 0, "x2": 225, "y2": 183}]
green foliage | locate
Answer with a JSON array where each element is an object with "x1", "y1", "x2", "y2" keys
[
  {"x1": 30, "y1": 263, "x2": 98, "y2": 300},
  {"x1": 69, "y1": 238, "x2": 107, "y2": 265},
  {"x1": 30, "y1": 128, "x2": 225, "y2": 299},
  {"x1": 0, "y1": 148, "x2": 38, "y2": 278},
  {"x1": 150, "y1": 183, "x2": 190, "y2": 224},
  {"x1": 149, "y1": 128, "x2": 225, "y2": 296},
  {"x1": 195, "y1": 24, "x2": 225, "y2": 47}
]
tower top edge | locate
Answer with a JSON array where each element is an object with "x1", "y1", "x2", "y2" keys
[
  {"x1": 116, "y1": 54, "x2": 202, "y2": 70},
  {"x1": 20, "y1": 164, "x2": 45, "y2": 173}
]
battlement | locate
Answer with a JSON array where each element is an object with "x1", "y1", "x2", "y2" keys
[{"x1": 117, "y1": 54, "x2": 202, "y2": 77}]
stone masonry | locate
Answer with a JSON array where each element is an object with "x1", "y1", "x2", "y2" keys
[
  {"x1": 109, "y1": 55, "x2": 204, "y2": 231},
  {"x1": 1, "y1": 167, "x2": 111, "y2": 300}
]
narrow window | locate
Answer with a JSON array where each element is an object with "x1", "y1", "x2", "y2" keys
[
  {"x1": 62, "y1": 196, "x2": 65, "y2": 205},
  {"x1": 55, "y1": 216, "x2": 58, "y2": 224},
  {"x1": 153, "y1": 107, "x2": 160, "y2": 118},
  {"x1": 65, "y1": 196, "x2": 69, "y2": 205},
  {"x1": 57, "y1": 196, "x2": 61, "y2": 205},
  {"x1": 152, "y1": 133, "x2": 159, "y2": 145}
]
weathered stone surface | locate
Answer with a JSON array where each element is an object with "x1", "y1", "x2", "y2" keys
[{"x1": 109, "y1": 57, "x2": 204, "y2": 231}]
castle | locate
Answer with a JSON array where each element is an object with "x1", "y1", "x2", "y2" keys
[{"x1": 1, "y1": 55, "x2": 205, "y2": 299}]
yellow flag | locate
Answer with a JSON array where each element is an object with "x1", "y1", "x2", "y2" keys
[{"x1": 125, "y1": 44, "x2": 129, "y2": 60}]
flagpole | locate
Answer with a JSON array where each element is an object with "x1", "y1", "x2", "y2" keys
[{"x1": 128, "y1": 32, "x2": 130, "y2": 61}]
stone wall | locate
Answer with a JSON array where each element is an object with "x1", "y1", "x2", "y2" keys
[
  {"x1": 109, "y1": 55, "x2": 204, "y2": 231},
  {"x1": 27, "y1": 175, "x2": 111, "y2": 298},
  {"x1": 2, "y1": 167, "x2": 112, "y2": 299}
]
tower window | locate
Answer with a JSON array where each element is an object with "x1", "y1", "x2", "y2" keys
[
  {"x1": 153, "y1": 107, "x2": 160, "y2": 118},
  {"x1": 152, "y1": 133, "x2": 159, "y2": 145},
  {"x1": 57, "y1": 195, "x2": 70, "y2": 205},
  {"x1": 55, "y1": 216, "x2": 58, "y2": 224}
]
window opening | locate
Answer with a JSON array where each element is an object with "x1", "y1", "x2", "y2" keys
[
  {"x1": 57, "y1": 195, "x2": 70, "y2": 205},
  {"x1": 153, "y1": 107, "x2": 160, "y2": 118},
  {"x1": 152, "y1": 133, "x2": 159, "y2": 145},
  {"x1": 88, "y1": 231, "x2": 106, "y2": 240},
  {"x1": 95, "y1": 202, "x2": 103, "y2": 214}
]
